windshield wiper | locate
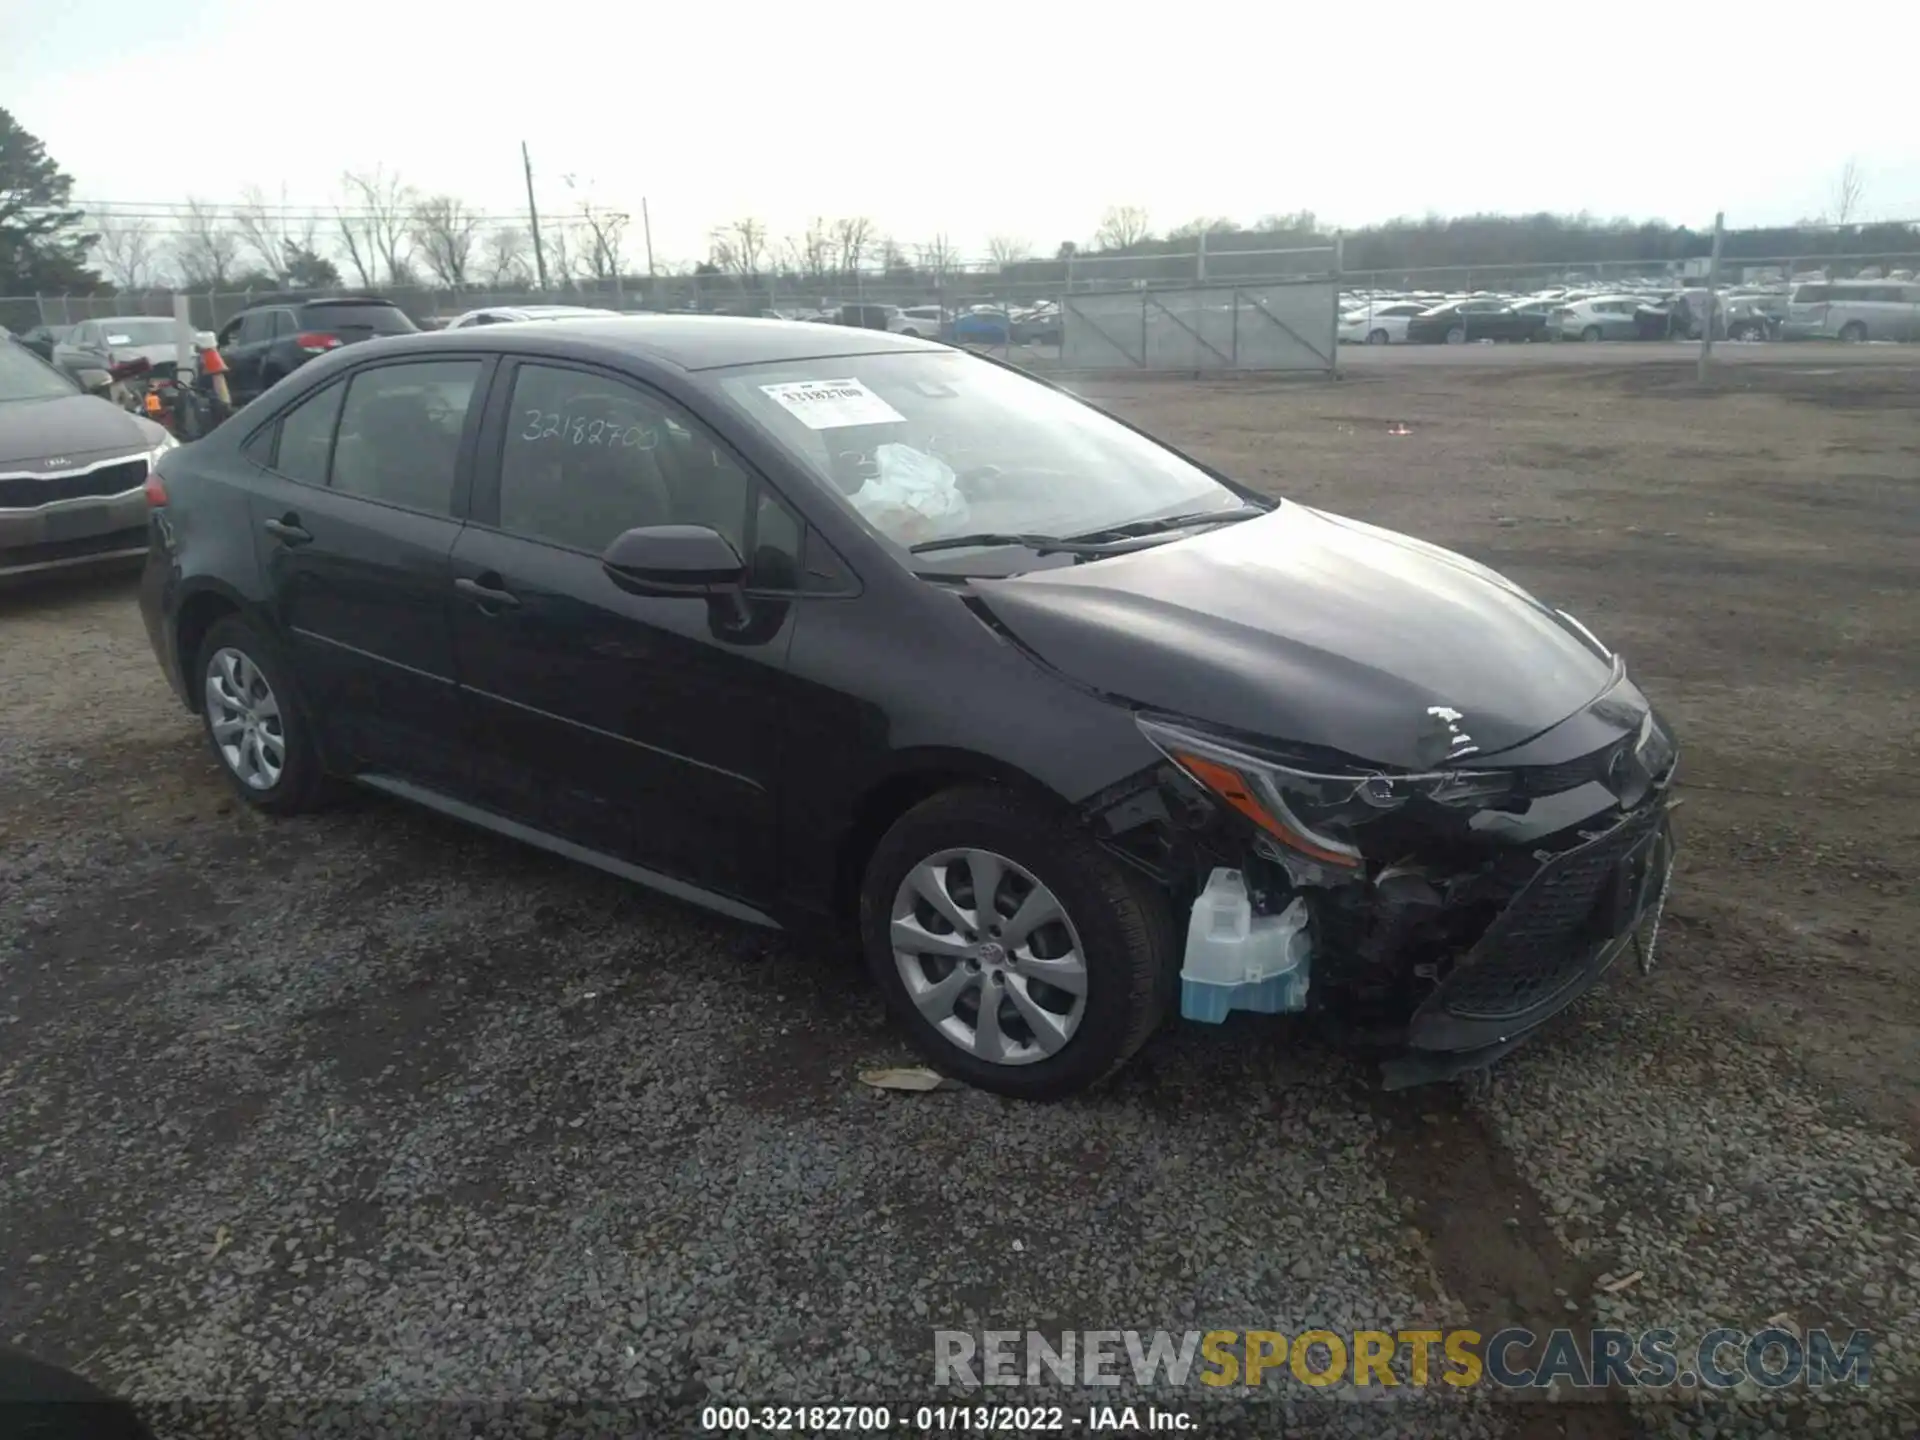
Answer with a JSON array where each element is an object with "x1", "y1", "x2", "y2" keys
[
  {"x1": 1063, "y1": 502, "x2": 1271, "y2": 544},
  {"x1": 907, "y1": 531, "x2": 1140, "y2": 557}
]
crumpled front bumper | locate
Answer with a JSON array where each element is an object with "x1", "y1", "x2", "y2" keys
[{"x1": 1380, "y1": 797, "x2": 1677, "y2": 1089}]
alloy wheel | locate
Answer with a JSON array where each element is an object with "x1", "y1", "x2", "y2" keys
[
  {"x1": 889, "y1": 847, "x2": 1088, "y2": 1066},
  {"x1": 205, "y1": 647, "x2": 286, "y2": 790}
]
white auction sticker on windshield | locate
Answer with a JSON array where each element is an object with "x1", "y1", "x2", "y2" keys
[{"x1": 759, "y1": 378, "x2": 904, "y2": 430}]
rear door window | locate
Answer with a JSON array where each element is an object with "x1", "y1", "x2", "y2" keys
[
  {"x1": 1792, "y1": 285, "x2": 1832, "y2": 305},
  {"x1": 329, "y1": 360, "x2": 483, "y2": 514}
]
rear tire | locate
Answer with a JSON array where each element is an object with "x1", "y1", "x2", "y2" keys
[
  {"x1": 1839, "y1": 321, "x2": 1868, "y2": 343},
  {"x1": 195, "y1": 615, "x2": 327, "y2": 815},
  {"x1": 859, "y1": 786, "x2": 1175, "y2": 1101}
]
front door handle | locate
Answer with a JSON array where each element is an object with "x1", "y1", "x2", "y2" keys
[
  {"x1": 262, "y1": 516, "x2": 312, "y2": 545},
  {"x1": 455, "y1": 576, "x2": 521, "y2": 611}
]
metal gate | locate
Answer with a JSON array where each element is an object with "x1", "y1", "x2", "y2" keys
[{"x1": 1060, "y1": 279, "x2": 1339, "y2": 374}]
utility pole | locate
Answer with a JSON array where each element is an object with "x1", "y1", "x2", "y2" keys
[
  {"x1": 522, "y1": 141, "x2": 549, "y2": 291},
  {"x1": 1696, "y1": 210, "x2": 1724, "y2": 383},
  {"x1": 641, "y1": 198, "x2": 656, "y2": 278}
]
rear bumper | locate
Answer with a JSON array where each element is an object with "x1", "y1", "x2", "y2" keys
[
  {"x1": 0, "y1": 487, "x2": 148, "y2": 579},
  {"x1": 1382, "y1": 800, "x2": 1676, "y2": 1086}
]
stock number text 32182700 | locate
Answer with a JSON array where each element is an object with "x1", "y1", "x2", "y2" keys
[
  {"x1": 700, "y1": 1403, "x2": 1078, "y2": 1431},
  {"x1": 519, "y1": 409, "x2": 662, "y2": 450}
]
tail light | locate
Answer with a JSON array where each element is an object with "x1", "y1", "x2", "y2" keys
[
  {"x1": 294, "y1": 331, "x2": 342, "y2": 354},
  {"x1": 143, "y1": 391, "x2": 166, "y2": 417}
]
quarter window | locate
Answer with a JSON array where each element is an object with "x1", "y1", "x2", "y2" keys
[
  {"x1": 271, "y1": 382, "x2": 344, "y2": 484},
  {"x1": 329, "y1": 360, "x2": 481, "y2": 514}
]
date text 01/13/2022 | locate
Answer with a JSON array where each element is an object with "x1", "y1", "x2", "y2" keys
[{"x1": 698, "y1": 1403, "x2": 1197, "y2": 1431}]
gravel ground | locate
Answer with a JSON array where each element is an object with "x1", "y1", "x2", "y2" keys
[{"x1": 3, "y1": 354, "x2": 1916, "y2": 1439}]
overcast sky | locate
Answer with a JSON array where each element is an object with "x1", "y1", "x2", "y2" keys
[{"x1": 4, "y1": 0, "x2": 1915, "y2": 268}]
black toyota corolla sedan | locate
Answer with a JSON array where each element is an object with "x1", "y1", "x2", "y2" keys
[{"x1": 138, "y1": 317, "x2": 1678, "y2": 1099}]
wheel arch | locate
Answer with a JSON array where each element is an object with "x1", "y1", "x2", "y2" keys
[
  {"x1": 830, "y1": 749, "x2": 1070, "y2": 926},
  {"x1": 173, "y1": 580, "x2": 253, "y2": 713}
]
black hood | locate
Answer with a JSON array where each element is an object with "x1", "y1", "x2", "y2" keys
[
  {"x1": 0, "y1": 394, "x2": 166, "y2": 469},
  {"x1": 973, "y1": 503, "x2": 1619, "y2": 769}
]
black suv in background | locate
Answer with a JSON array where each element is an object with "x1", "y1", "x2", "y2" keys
[{"x1": 215, "y1": 296, "x2": 417, "y2": 403}]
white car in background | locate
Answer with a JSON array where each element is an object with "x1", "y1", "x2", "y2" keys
[
  {"x1": 893, "y1": 305, "x2": 945, "y2": 339},
  {"x1": 1553, "y1": 295, "x2": 1645, "y2": 342},
  {"x1": 1337, "y1": 300, "x2": 1428, "y2": 345},
  {"x1": 443, "y1": 304, "x2": 623, "y2": 328}
]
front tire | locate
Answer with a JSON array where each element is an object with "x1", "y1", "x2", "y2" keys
[
  {"x1": 1445, "y1": 326, "x2": 1467, "y2": 345},
  {"x1": 196, "y1": 615, "x2": 326, "y2": 814},
  {"x1": 859, "y1": 786, "x2": 1175, "y2": 1100},
  {"x1": 1839, "y1": 321, "x2": 1868, "y2": 343},
  {"x1": 1366, "y1": 328, "x2": 1390, "y2": 346},
  {"x1": 1581, "y1": 326, "x2": 1603, "y2": 343}
]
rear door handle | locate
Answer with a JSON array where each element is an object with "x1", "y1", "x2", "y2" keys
[
  {"x1": 455, "y1": 576, "x2": 521, "y2": 611},
  {"x1": 262, "y1": 516, "x2": 312, "y2": 545}
]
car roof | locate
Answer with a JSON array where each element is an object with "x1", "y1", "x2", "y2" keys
[
  {"x1": 365, "y1": 314, "x2": 946, "y2": 372},
  {"x1": 235, "y1": 295, "x2": 404, "y2": 313}
]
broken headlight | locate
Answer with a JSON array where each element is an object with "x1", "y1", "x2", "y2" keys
[{"x1": 1137, "y1": 716, "x2": 1517, "y2": 869}]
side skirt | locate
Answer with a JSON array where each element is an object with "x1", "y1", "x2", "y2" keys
[{"x1": 354, "y1": 773, "x2": 782, "y2": 931}]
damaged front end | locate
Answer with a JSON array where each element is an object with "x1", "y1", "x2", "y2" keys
[{"x1": 1079, "y1": 685, "x2": 1680, "y2": 1089}]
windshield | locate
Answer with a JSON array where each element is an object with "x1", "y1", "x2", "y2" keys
[
  {"x1": 0, "y1": 338, "x2": 80, "y2": 402},
  {"x1": 712, "y1": 351, "x2": 1242, "y2": 555},
  {"x1": 102, "y1": 319, "x2": 177, "y2": 346}
]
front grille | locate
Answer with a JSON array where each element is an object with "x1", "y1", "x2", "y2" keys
[
  {"x1": 1434, "y1": 803, "x2": 1664, "y2": 1021},
  {"x1": 1519, "y1": 740, "x2": 1625, "y2": 797},
  {"x1": 0, "y1": 458, "x2": 148, "y2": 510}
]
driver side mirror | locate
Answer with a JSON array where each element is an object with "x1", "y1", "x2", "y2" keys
[
  {"x1": 71, "y1": 366, "x2": 114, "y2": 396},
  {"x1": 600, "y1": 524, "x2": 746, "y2": 596}
]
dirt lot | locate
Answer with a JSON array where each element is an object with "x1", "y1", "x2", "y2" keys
[{"x1": 2, "y1": 352, "x2": 1916, "y2": 1438}]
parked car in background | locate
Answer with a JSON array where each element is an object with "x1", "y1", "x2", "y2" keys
[
  {"x1": 1553, "y1": 296, "x2": 1646, "y2": 342},
  {"x1": 444, "y1": 304, "x2": 623, "y2": 328},
  {"x1": 1404, "y1": 300, "x2": 1549, "y2": 345},
  {"x1": 894, "y1": 306, "x2": 945, "y2": 339},
  {"x1": 0, "y1": 337, "x2": 174, "y2": 581},
  {"x1": 15, "y1": 323, "x2": 73, "y2": 363},
  {"x1": 833, "y1": 303, "x2": 904, "y2": 332},
  {"x1": 1337, "y1": 301, "x2": 1428, "y2": 345},
  {"x1": 215, "y1": 296, "x2": 419, "y2": 404},
  {"x1": 1782, "y1": 281, "x2": 1920, "y2": 343},
  {"x1": 951, "y1": 309, "x2": 1015, "y2": 345},
  {"x1": 52, "y1": 317, "x2": 182, "y2": 377},
  {"x1": 137, "y1": 315, "x2": 1678, "y2": 1099}
]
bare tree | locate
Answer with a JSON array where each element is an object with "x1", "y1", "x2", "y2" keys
[
  {"x1": 1094, "y1": 205, "x2": 1153, "y2": 252},
  {"x1": 482, "y1": 227, "x2": 533, "y2": 287},
  {"x1": 546, "y1": 221, "x2": 577, "y2": 287},
  {"x1": 917, "y1": 233, "x2": 960, "y2": 281},
  {"x1": 986, "y1": 235, "x2": 1031, "y2": 267},
  {"x1": 411, "y1": 195, "x2": 481, "y2": 286},
  {"x1": 1833, "y1": 158, "x2": 1866, "y2": 226},
  {"x1": 172, "y1": 198, "x2": 242, "y2": 287},
  {"x1": 831, "y1": 216, "x2": 874, "y2": 275},
  {"x1": 710, "y1": 217, "x2": 768, "y2": 278},
  {"x1": 577, "y1": 201, "x2": 629, "y2": 280},
  {"x1": 233, "y1": 184, "x2": 319, "y2": 283},
  {"x1": 337, "y1": 167, "x2": 417, "y2": 285},
  {"x1": 784, "y1": 219, "x2": 832, "y2": 280},
  {"x1": 94, "y1": 214, "x2": 161, "y2": 290}
]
